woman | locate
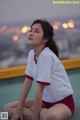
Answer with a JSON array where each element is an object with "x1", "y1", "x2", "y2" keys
[{"x1": 3, "y1": 19, "x2": 75, "y2": 120}]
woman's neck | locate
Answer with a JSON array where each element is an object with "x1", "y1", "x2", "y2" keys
[{"x1": 33, "y1": 44, "x2": 46, "y2": 57}]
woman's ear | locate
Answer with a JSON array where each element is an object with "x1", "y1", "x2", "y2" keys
[{"x1": 43, "y1": 38, "x2": 48, "y2": 43}]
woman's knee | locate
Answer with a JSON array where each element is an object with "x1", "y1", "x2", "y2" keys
[
  {"x1": 3, "y1": 104, "x2": 10, "y2": 111},
  {"x1": 3, "y1": 101, "x2": 18, "y2": 112}
]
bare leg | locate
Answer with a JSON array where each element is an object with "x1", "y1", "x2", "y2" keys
[
  {"x1": 4, "y1": 107, "x2": 34, "y2": 120},
  {"x1": 40, "y1": 103, "x2": 72, "y2": 120},
  {"x1": 23, "y1": 107, "x2": 33, "y2": 120},
  {"x1": 3, "y1": 98, "x2": 35, "y2": 119}
]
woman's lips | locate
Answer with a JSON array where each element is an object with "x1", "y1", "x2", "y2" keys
[{"x1": 28, "y1": 37, "x2": 33, "y2": 40}]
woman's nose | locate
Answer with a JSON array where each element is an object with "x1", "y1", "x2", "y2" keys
[{"x1": 29, "y1": 31, "x2": 34, "y2": 36}]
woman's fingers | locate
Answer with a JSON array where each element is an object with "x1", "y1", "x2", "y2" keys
[
  {"x1": 11, "y1": 108, "x2": 24, "y2": 120},
  {"x1": 20, "y1": 112, "x2": 23, "y2": 120},
  {"x1": 11, "y1": 110, "x2": 20, "y2": 120},
  {"x1": 20, "y1": 115, "x2": 23, "y2": 120}
]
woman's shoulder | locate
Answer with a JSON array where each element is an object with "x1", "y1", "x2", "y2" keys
[
  {"x1": 39, "y1": 48, "x2": 54, "y2": 63},
  {"x1": 42, "y1": 47, "x2": 58, "y2": 59},
  {"x1": 40, "y1": 48, "x2": 61, "y2": 66}
]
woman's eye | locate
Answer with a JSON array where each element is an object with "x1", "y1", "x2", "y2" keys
[
  {"x1": 29, "y1": 29, "x2": 39, "y2": 33},
  {"x1": 35, "y1": 31, "x2": 39, "y2": 33}
]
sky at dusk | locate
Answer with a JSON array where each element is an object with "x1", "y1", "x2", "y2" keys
[{"x1": 0, "y1": 0, "x2": 80, "y2": 23}]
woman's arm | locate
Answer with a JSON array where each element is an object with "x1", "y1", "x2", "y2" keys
[
  {"x1": 18, "y1": 78, "x2": 32, "y2": 109},
  {"x1": 11, "y1": 78, "x2": 32, "y2": 120},
  {"x1": 33, "y1": 83, "x2": 45, "y2": 120}
]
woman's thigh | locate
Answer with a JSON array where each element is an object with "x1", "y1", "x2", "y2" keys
[
  {"x1": 3, "y1": 98, "x2": 35, "y2": 111},
  {"x1": 24, "y1": 98, "x2": 35, "y2": 108},
  {"x1": 40, "y1": 103, "x2": 72, "y2": 120},
  {"x1": 3, "y1": 101, "x2": 18, "y2": 111}
]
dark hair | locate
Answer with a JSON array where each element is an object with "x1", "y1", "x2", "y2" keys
[{"x1": 31, "y1": 19, "x2": 59, "y2": 57}]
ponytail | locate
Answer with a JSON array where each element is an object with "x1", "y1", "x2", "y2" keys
[{"x1": 46, "y1": 38, "x2": 59, "y2": 57}]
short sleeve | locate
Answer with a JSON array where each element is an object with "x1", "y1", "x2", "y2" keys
[
  {"x1": 25, "y1": 51, "x2": 33, "y2": 80},
  {"x1": 37, "y1": 55, "x2": 53, "y2": 85}
]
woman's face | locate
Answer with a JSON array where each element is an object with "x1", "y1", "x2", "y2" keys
[{"x1": 27, "y1": 23, "x2": 45, "y2": 46}]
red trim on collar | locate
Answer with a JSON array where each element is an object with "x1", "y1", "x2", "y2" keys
[
  {"x1": 34, "y1": 54, "x2": 37, "y2": 64},
  {"x1": 34, "y1": 46, "x2": 46, "y2": 64}
]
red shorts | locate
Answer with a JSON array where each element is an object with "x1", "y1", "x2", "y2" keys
[{"x1": 42, "y1": 95, "x2": 75, "y2": 114}]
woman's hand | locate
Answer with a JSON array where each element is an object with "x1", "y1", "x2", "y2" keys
[{"x1": 11, "y1": 108, "x2": 23, "y2": 120}]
